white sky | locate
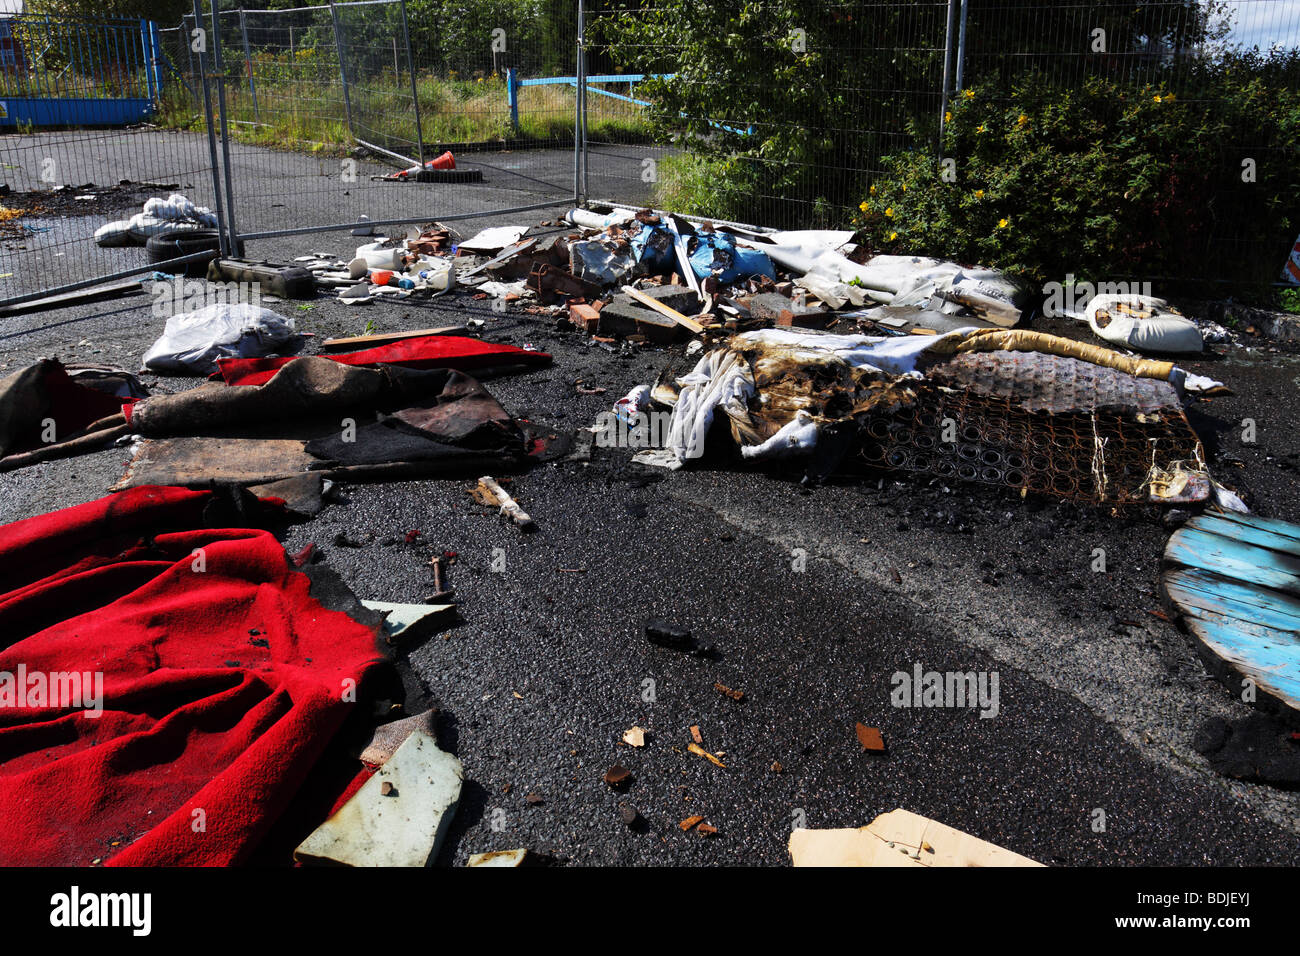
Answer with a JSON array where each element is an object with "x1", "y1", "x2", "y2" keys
[{"x1": 1217, "y1": 0, "x2": 1300, "y2": 50}]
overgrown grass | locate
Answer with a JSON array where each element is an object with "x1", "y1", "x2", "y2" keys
[{"x1": 157, "y1": 59, "x2": 653, "y2": 159}]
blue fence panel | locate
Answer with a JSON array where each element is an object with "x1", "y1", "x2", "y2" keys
[{"x1": 0, "y1": 15, "x2": 159, "y2": 127}]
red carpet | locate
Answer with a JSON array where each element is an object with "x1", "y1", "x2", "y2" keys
[
  {"x1": 215, "y1": 335, "x2": 552, "y2": 386},
  {"x1": 0, "y1": 486, "x2": 388, "y2": 866}
]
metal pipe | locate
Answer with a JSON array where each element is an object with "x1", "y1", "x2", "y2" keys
[
  {"x1": 193, "y1": 0, "x2": 229, "y2": 258},
  {"x1": 210, "y1": 2, "x2": 241, "y2": 257},
  {"x1": 0, "y1": 252, "x2": 218, "y2": 311},
  {"x1": 234, "y1": 199, "x2": 565, "y2": 241},
  {"x1": 938, "y1": 0, "x2": 957, "y2": 145},
  {"x1": 573, "y1": 0, "x2": 584, "y2": 205},
  {"x1": 954, "y1": 0, "x2": 969, "y2": 93},
  {"x1": 400, "y1": 0, "x2": 424, "y2": 162},
  {"x1": 239, "y1": 9, "x2": 259, "y2": 122},
  {"x1": 329, "y1": 2, "x2": 355, "y2": 138}
]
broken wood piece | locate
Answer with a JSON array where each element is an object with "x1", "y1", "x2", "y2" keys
[
  {"x1": 855, "y1": 723, "x2": 886, "y2": 753},
  {"x1": 679, "y1": 815, "x2": 704, "y2": 831},
  {"x1": 789, "y1": 808, "x2": 1043, "y2": 867},
  {"x1": 622, "y1": 726, "x2": 646, "y2": 747},
  {"x1": 714, "y1": 682, "x2": 744, "y2": 701},
  {"x1": 467, "y1": 848, "x2": 529, "y2": 867},
  {"x1": 294, "y1": 729, "x2": 463, "y2": 867},
  {"x1": 620, "y1": 284, "x2": 705, "y2": 334},
  {"x1": 688, "y1": 742, "x2": 726, "y2": 768},
  {"x1": 477, "y1": 475, "x2": 535, "y2": 532},
  {"x1": 320, "y1": 326, "x2": 467, "y2": 351}
]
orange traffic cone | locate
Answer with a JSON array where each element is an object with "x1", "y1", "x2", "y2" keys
[{"x1": 427, "y1": 150, "x2": 455, "y2": 171}]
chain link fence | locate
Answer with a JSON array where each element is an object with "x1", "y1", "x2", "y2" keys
[
  {"x1": 4, "y1": 1, "x2": 1299, "y2": 307},
  {"x1": 181, "y1": 0, "x2": 579, "y2": 248},
  {"x1": 0, "y1": 14, "x2": 223, "y2": 306},
  {"x1": 582, "y1": 0, "x2": 1300, "y2": 291}
]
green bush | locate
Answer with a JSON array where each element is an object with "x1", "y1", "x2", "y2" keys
[{"x1": 855, "y1": 72, "x2": 1300, "y2": 289}]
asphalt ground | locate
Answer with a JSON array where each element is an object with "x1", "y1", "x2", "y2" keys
[{"x1": 1, "y1": 133, "x2": 1300, "y2": 867}]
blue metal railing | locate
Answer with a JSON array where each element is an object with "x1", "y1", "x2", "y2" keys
[
  {"x1": 505, "y1": 69, "x2": 753, "y2": 137},
  {"x1": 0, "y1": 15, "x2": 163, "y2": 127}
]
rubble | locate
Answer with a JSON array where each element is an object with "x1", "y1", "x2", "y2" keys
[
  {"x1": 2, "y1": 194, "x2": 1285, "y2": 871},
  {"x1": 294, "y1": 729, "x2": 464, "y2": 867}
]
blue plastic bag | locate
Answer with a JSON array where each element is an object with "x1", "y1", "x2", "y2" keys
[{"x1": 688, "y1": 231, "x2": 775, "y2": 283}]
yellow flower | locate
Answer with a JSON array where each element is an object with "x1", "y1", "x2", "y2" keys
[
  {"x1": 974, "y1": 189, "x2": 984, "y2": 199},
  {"x1": 1153, "y1": 94, "x2": 1162, "y2": 103},
  {"x1": 859, "y1": 201, "x2": 869, "y2": 212},
  {"x1": 1017, "y1": 113, "x2": 1027, "y2": 126},
  {"x1": 869, "y1": 184, "x2": 876, "y2": 195},
  {"x1": 976, "y1": 124, "x2": 986, "y2": 134},
  {"x1": 1165, "y1": 93, "x2": 1175, "y2": 102},
  {"x1": 889, "y1": 231, "x2": 898, "y2": 241},
  {"x1": 997, "y1": 218, "x2": 1009, "y2": 229},
  {"x1": 884, "y1": 207, "x2": 894, "y2": 218},
  {"x1": 901, "y1": 183, "x2": 907, "y2": 192},
  {"x1": 945, "y1": 111, "x2": 952, "y2": 123},
  {"x1": 962, "y1": 89, "x2": 974, "y2": 99}
]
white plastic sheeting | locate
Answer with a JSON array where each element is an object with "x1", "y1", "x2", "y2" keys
[{"x1": 142, "y1": 304, "x2": 299, "y2": 375}]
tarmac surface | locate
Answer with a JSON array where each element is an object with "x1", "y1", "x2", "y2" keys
[{"x1": 2, "y1": 131, "x2": 1300, "y2": 866}]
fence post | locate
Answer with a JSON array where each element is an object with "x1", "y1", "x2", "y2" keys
[
  {"x1": 573, "y1": 0, "x2": 585, "y2": 205},
  {"x1": 938, "y1": 0, "x2": 957, "y2": 144},
  {"x1": 210, "y1": 1, "x2": 241, "y2": 256},
  {"x1": 507, "y1": 67, "x2": 518, "y2": 135},
  {"x1": 239, "y1": 9, "x2": 259, "y2": 122},
  {"x1": 192, "y1": 0, "x2": 229, "y2": 258},
  {"x1": 149, "y1": 20, "x2": 164, "y2": 106},
  {"x1": 139, "y1": 19, "x2": 153, "y2": 103},
  {"x1": 954, "y1": 0, "x2": 969, "y2": 94},
  {"x1": 329, "y1": 2, "x2": 355, "y2": 139},
  {"x1": 400, "y1": 0, "x2": 424, "y2": 162}
]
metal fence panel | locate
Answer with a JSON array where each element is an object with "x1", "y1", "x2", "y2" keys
[
  {"x1": 581, "y1": 0, "x2": 1300, "y2": 289},
  {"x1": 198, "y1": 0, "x2": 576, "y2": 246},
  {"x1": 0, "y1": 14, "x2": 224, "y2": 306}
]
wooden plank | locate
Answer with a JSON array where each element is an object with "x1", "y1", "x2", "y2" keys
[
  {"x1": 1193, "y1": 509, "x2": 1300, "y2": 547},
  {"x1": 620, "y1": 284, "x2": 705, "y2": 334},
  {"x1": 320, "y1": 326, "x2": 467, "y2": 351},
  {"x1": 1165, "y1": 526, "x2": 1300, "y2": 596},
  {"x1": 0, "y1": 280, "x2": 144, "y2": 317},
  {"x1": 1165, "y1": 569, "x2": 1300, "y2": 634},
  {"x1": 1163, "y1": 511, "x2": 1300, "y2": 715},
  {"x1": 1179, "y1": 608, "x2": 1300, "y2": 709}
]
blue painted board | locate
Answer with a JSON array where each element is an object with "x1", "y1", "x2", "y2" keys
[{"x1": 1164, "y1": 511, "x2": 1300, "y2": 714}]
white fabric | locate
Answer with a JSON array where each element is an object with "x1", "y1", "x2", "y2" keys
[
  {"x1": 664, "y1": 347, "x2": 755, "y2": 462},
  {"x1": 740, "y1": 409, "x2": 819, "y2": 459}
]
